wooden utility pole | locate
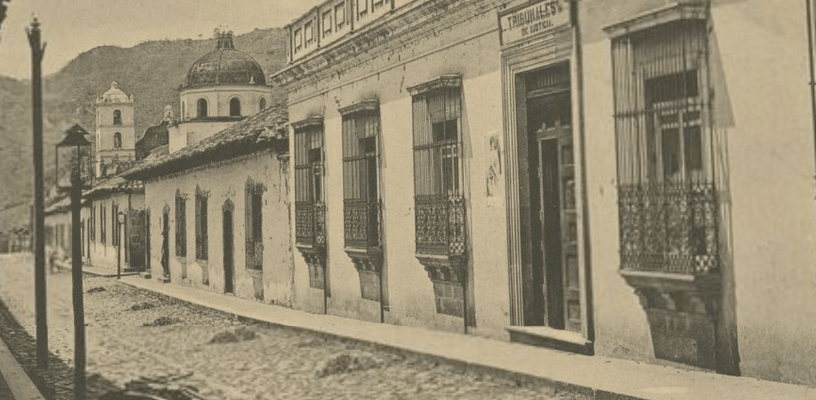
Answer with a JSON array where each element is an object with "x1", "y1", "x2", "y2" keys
[{"x1": 27, "y1": 16, "x2": 48, "y2": 370}]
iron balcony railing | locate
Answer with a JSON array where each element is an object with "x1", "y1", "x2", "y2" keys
[
  {"x1": 414, "y1": 195, "x2": 466, "y2": 256},
  {"x1": 295, "y1": 201, "x2": 326, "y2": 248},
  {"x1": 245, "y1": 239, "x2": 263, "y2": 270},
  {"x1": 343, "y1": 199, "x2": 381, "y2": 249},
  {"x1": 618, "y1": 181, "x2": 719, "y2": 275}
]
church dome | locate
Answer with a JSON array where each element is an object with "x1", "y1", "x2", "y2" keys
[{"x1": 185, "y1": 32, "x2": 267, "y2": 88}]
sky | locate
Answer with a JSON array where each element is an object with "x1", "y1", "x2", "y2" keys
[{"x1": 0, "y1": 0, "x2": 322, "y2": 80}]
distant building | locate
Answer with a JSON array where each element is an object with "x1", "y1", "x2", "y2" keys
[
  {"x1": 124, "y1": 32, "x2": 292, "y2": 304},
  {"x1": 94, "y1": 81, "x2": 136, "y2": 178},
  {"x1": 81, "y1": 81, "x2": 148, "y2": 272},
  {"x1": 170, "y1": 30, "x2": 274, "y2": 152},
  {"x1": 269, "y1": 0, "x2": 816, "y2": 387}
]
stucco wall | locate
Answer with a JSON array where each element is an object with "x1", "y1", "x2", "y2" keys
[
  {"x1": 286, "y1": 4, "x2": 510, "y2": 336},
  {"x1": 168, "y1": 120, "x2": 237, "y2": 154},
  {"x1": 85, "y1": 193, "x2": 144, "y2": 271},
  {"x1": 179, "y1": 86, "x2": 272, "y2": 120},
  {"x1": 580, "y1": 0, "x2": 816, "y2": 385},
  {"x1": 143, "y1": 151, "x2": 295, "y2": 306},
  {"x1": 711, "y1": 0, "x2": 816, "y2": 385}
]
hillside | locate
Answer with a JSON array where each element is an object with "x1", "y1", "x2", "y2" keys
[{"x1": 0, "y1": 27, "x2": 288, "y2": 231}]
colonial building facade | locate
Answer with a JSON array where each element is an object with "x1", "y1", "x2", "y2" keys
[
  {"x1": 123, "y1": 35, "x2": 292, "y2": 305},
  {"x1": 270, "y1": 0, "x2": 816, "y2": 387}
]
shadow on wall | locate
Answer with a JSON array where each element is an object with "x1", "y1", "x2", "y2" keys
[{"x1": 709, "y1": 22, "x2": 741, "y2": 377}]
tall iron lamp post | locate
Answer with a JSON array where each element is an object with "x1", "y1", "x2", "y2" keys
[
  {"x1": 117, "y1": 211, "x2": 125, "y2": 279},
  {"x1": 56, "y1": 123, "x2": 91, "y2": 400},
  {"x1": 27, "y1": 15, "x2": 48, "y2": 370}
]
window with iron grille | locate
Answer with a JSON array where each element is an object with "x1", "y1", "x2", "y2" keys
[
  {"x1": 245, "y1": 179, "x2": 263, "y2": 270},
  {"x1": 611, "y1": 19, "x2": 718, "y2": 275},
  {"x1": 100, "y1": 203, "x2": 106, "y2": 244},
  {"x1": 341, "y1": 104, "x2": 381, "y2": 249},
  {"x1": 175, "y1": 191, "x2": 187, "y2": 257},
  {"x1": 195, "y1": 187, "x2": 208, "y2": 261},
  {"x1": 294, "y1": 121, "x2": 326, "y2": 247},
  {"x1": 411, "y1": 85, "x2": 466, "y2": 256}
]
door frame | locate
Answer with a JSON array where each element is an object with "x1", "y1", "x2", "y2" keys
[{"x1": 501, "y1": 26, "x2": 594, "y2": 346}]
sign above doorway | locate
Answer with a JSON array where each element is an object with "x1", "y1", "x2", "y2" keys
[{"x1": 498, "y1": 0, "x2": 571, "y2": 46}]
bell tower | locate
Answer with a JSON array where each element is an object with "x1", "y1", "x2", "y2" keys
[{"x1": 95, "y1": 81, "x2": 136, "y2": 177}]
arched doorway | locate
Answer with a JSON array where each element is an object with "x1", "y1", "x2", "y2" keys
[{"x1": 223, "y1": 199, "x2": 235, "y2": 294}]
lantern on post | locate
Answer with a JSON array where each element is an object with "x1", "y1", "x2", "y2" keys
[{"x1": 55, "y1": 123, "x2": 91, "y2": 400}]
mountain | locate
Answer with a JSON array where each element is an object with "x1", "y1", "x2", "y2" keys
[{"x1": 0, "y1": 27, "x2": 288, "y2": 231}]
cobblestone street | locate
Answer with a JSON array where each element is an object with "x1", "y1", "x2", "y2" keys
[{"x1": 0, "y1": 255, "x2": 563, "y2": 400}]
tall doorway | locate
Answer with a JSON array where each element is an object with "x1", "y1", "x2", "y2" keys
[
  {"x1": 520, "y1": 63, "x2": 581, "y2": 333},
  {"x1": 223, "y1": 200, "x2": 235, "y2": 294},
  {"x1": 162, "y1": 207, "x2": 170, "y2": 281}
]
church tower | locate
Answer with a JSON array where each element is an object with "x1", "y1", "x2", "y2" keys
[{"x1": 95, "y1": 81, "x2": 136, "y2": 177}]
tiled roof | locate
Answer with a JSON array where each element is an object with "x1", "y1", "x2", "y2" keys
[
  {"x1": 123, "y1": 101, "x2": 288, "y2": 181},
  {"x1": 44, "y1": 195, "x2": 71, "y2": 215},
  {"x1": 83, "y1": 175, "x2": 145, "y2": 200}
]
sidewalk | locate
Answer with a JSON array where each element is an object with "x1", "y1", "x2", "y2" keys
[
  {"x1": 117, "y1": 275, "x2": 816, "y2": 400},
  {"x1": 0, "y1": 336, "x2": 45, "y2": 400},
  {"x1": 82, "y1": 264, "x2": 140, "y2": 278}
]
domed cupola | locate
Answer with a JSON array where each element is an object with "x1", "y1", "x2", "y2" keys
[
  {"x1": 171, "y1": 28, "x2": 274, "y2": 153},
  {"x1": 185, "y1": 31, "x2": 266, "y2": 88}
]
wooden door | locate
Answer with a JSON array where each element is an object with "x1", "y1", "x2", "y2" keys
[
  {"x1": 223, "y1": 207, "x2": 234, "y2": 294},
  {"x1": 528, "y1": 92, "x2": 581, "y2": 332}
]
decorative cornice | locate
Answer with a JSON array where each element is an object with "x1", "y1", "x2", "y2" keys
[
  {"x1": 290, "y1": 115, "x2": 324, "y2": 131},
  {"x1": 338, "y1": 99, "x2": 380, "y2": 116},
  {"x1": 406, "y1": 74, "x2": 463, "y2": 96},
  {"x1": 602, "y1": 1, "x2": 708, "y2": 39},
  {"x1": 270, "y1": 0, "x2": 495, "y2": 90}
]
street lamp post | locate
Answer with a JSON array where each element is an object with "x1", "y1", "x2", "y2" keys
[
  {"x1": 27, "y1": 15, "x2": 48, "y2": 370},
  {"x1": 117, "y1": 211, "x2": 125, "y2": 279},
  {"x1": 56, "y1": 123, "x2": 91, "y2": 400}
]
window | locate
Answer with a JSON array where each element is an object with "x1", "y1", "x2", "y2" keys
[
  {"x1": 304, "y1": 21, "x2": 314, "y2": 48},
  {"x1": 372, "y1": 0, "x2": 385, "y2": 12},
  {"x1": 335, "y1": 4, "x2": 346, "y2": 30},
  {"x1": 611, "y1": 19, "x2": 718, "y2": 275},
  {"x1": 245, "y1": 179, "x2": 263, "y2": 270},
  {"x1": 113, "y1": 109, "x2": 122, "y2": 125},
  {"x1": 259, "y1": 97, "x2": 267, "y2": 111},
  {"x1": 181, "y1": 101, "x2": 186, "y2": 119},
  {"x1": 230, "y1": 97, "x2": 241, "y2": 117},
  {"x1": 294, "y1": 28, "x2": 303, "y2": 53},
  {"x1": 413, "y1": 88, "x2": 462, "y2": 197},
  {"x1": 357, "y1": 0, "x2": 368, "y2": 18},
  {"x1": 322, "y1": 11, "x2": 333, "y2": 38},
  {"x1": 409, "y1": 80, "x2": 466, "y2": 256},
  {"x1": 113, "y1": 132, "x2": 122, "y2": 149},
  {"x1": 294, "y1": 120, "x2": 325, "y2": 247},
  {"x1": 195, "y1": 187, "x2": 208, "y2": 261},
  {"x1": 197, "y1": 98, "x2": 208, "y2": 118},
  {"x1": 100, "y1": 203, "x2": 106, "y2": 244},
  {"x1": 341, "y1": 102, "x2": 382, "y2": 249},
  {"x1": 175, "y1": 190, "x2": 186, "y2": 257}
]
